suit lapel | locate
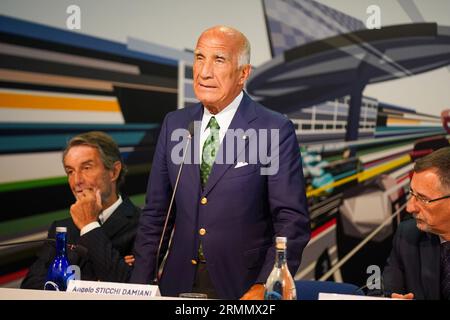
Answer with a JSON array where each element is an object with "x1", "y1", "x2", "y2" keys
[
  {"x1": 183, "y1": 104, "x2": 203, "y2": 193},
  {"x1": 203, "y1": 93, "x2": 257, "y2": 195},
  {"x1": 101, "y1": 198, "x2": 133, "y2": 238},
  {"x1": 420, "y1": 233, "x2": 441, "y2": 299}
]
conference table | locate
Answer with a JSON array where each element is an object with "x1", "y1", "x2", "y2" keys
[{"x1": 0, "y1": 287, "x2": 186, "y2": 300}]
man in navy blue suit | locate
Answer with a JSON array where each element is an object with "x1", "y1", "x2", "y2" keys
[{"x1": 130, "y1": 26, "x2": 310, "y2": 299}]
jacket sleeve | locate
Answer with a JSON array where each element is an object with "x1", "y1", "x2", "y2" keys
[
  {"x1": 78, "y1": 228, "x2": 133, "y2": 283},
  {"x1": 382, "y1": 223, "x2": 406, "y2": 296},
  {"x1": 257, "y1": 119, "x2": 311, "y2": 283},
  {"x1": 20, "y1": 222, "x2": 57, "y2": 289}
]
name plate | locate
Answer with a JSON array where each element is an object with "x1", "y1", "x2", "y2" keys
[{"x1": 67, "y1": 280, "x2": 160, "y2": 298}]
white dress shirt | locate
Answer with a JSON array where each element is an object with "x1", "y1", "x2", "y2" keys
[
  {"x1": 80, "y1": 195, "x2": 123, "y2": 236},
  {"x1": 199, "y1": 91, "x2": 243, "y2": 162}
]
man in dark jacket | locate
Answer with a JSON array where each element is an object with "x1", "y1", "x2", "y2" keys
[
  {"x1": 383, "y1": 147, "x2": 450, "y2": 299},
  {"x1": 21, "y1": 131, "x2": 140, "y2": 289}
]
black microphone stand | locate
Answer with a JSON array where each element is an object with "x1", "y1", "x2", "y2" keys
[{"x1": 152, "y1": 123, "x2": 194, "y2": 285}]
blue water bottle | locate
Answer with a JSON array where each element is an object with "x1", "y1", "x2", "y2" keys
[{"x1": 44, "y1": 227, "x2": 71, "y2": 291}]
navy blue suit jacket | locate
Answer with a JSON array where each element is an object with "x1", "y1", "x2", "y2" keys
[
  {"x1": 131, "y1": 93, "x2": 310, "y2": 299},
  {"x1": 383, "y1": 218, "x2": 441, "y2": 299}
]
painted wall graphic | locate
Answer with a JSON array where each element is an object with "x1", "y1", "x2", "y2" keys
[{"x1": 0, "y1": 0, "x2": 449, "y2": 289}]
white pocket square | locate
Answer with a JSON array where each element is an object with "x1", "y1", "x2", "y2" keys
[{"x1": 234, "y1": 161, "x2": 249, "y2": 168}]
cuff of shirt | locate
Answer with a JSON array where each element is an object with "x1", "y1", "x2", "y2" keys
[{"x1": 80, "y1": 221, "x2": 101, "y2": 236}]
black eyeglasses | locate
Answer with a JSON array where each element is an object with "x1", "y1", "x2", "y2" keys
[{"x1": 408, "y1": 188, "x2": 450, "y2": 204}]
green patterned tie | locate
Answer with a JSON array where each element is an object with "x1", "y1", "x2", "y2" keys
[{"x1": 200, "y1": 116, "x2": 220, "y2": 188}]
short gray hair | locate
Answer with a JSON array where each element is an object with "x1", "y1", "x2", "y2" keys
[
  {"x1": 414, "y1": 146, "x2": 450, "y2": 190},
  {"x1": 238, "y1": 36, "x2": 251, "y2": 68},
  {"x1": 202, "y1": 25, "x2": 251, "y2": 68},
  {"x1": 62, "y1": 131, "x2": 127, "y2": 189}
]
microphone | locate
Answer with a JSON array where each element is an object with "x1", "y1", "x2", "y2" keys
[
  {"x1": 152, "y1": 122, "x2": 195, "y2": 285},
  {"x1": 355, "y1": 276, "x2": 386, "y2": 297}
]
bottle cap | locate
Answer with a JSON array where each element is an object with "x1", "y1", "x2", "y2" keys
[
  {"x1": 56, "y1": 227, "x2": 67, "y2": 233},
  {"x1": 276, "y1": 237, "x2": 287, "y2": 243},
  {"x1": 275, "y1": 236, "x2": 287, "y2": 249}
]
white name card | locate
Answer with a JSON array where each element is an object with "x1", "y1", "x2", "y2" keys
[{"x1": 67, "y1": 280, "x2": 160, "y2": 298}]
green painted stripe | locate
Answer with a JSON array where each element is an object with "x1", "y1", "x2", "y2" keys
[
  {"x1": 0, "y1": 208, "x2": 69, "y2": 237},
  {"x1": 0, "y1": 164, "x2": 150, "y2": 193},
  {"x1": 129, "y1": 194, "x2": 145, "y2": 207},
  {"x1": 0, "y1": 193, "x2": 146, "y2": 237},
  {"x1": 0, "y1": 176, "x2": 67, "y2": 193},
  {"x1": 356, "y1": 141, "x2": 413, "y2": 157}
]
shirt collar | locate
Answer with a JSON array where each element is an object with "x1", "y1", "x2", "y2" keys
[
  {"x1": 99, "y1": 195, "x2": 122, "y2": 224},
  {"x1": 201, "y1": 91, "x2": 243, "y2": 133}
]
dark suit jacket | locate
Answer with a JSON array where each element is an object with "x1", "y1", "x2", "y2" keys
[
  {"x1": 21, "y1": 197, "x2": 141, "y2": 289},
  {"x1": 130, "y1": 92, "x2": 310, "y2": 299},
  {"x1": 383, "y1": 218, "x2": 441, "y2": 299}
]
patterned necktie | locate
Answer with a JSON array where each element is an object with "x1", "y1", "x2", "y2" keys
[
  {"x1": 441, "y1": 242, "x2": 450, "y2": 300},
  {"x1": 200, "y1": 116, "x2": 220, "y2": 188}
]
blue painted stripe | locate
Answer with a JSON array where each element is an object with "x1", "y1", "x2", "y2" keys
[
  {"x1": 375, "y1": 129, "x2": 445, "y2": 139},
  {"x1": 0, "y1": 122, "x2": 159, "y2": 131},
  {"x1": 376, "y1": 126, "x2": 442, "y2": 132},
  {"x1": 333, "y1": 169, "x2": 358, "y2": 181},
  {"x1": 0, "y1": 132, "x2": 147, "y2": 153},
  {"x1": 0, "y1": 15, "x2": 178, "y2": 66}
]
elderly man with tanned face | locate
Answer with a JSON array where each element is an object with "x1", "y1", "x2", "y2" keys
[
  {"x1": 131, "y1": 26, "x2": 310, "y2": 300},
  {"x1": 193, "y1": 26, "x2": 251, "y2": 114}
]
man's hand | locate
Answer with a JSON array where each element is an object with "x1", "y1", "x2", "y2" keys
[
  {"x1": 124, "y1": 255, "x2": 135, "y2": 266},
  {"x1": 391, "y1": 292, "x2": 414, "y2": 299},
  {"x1": 70, "y1": 188, "x2": 102, "y2": 230},
  {"x1": 240, "y1": 284, "x2": 265, "y2": 300}
]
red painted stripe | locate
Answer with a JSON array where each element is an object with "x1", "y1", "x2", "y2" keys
[
  {"x1": 0, "y1": 268, "x2": 28, "y2": 285},
  {"x1": 311, "y1": 218, "x2": 336, "y2": 239},
  {"x1": 397, "y1": 175, "x2": 410, "y2": 183}
]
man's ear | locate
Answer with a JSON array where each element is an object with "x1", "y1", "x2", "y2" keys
[
  {"x1": 239, "y1": 64, "x2": 252, "y2": 85},
  {"x1": 110, "y1": 161, "x2": 122, "y2": 182}
]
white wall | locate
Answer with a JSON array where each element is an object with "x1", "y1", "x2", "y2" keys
[
  {"x1": 0, "y1": 0, "x2": 271, "y2": 66},
  {"x1": 317, "y1": 0, "x2": 450, "y2": 115},
  {"x1": 1, "y1": 0, "x2": 449, "y2": 115}
]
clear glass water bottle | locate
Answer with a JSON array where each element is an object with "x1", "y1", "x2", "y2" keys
[
  {"x1": 264, "y1": 237, "x2": 297, "y2": 300},
  {"x1": 44, "y1": 227, "x2": 71, "y2": 291}
]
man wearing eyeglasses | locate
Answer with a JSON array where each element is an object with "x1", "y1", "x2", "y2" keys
[{"x1": 382, "y1": 146, "x2": 450, "y2": 300}]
